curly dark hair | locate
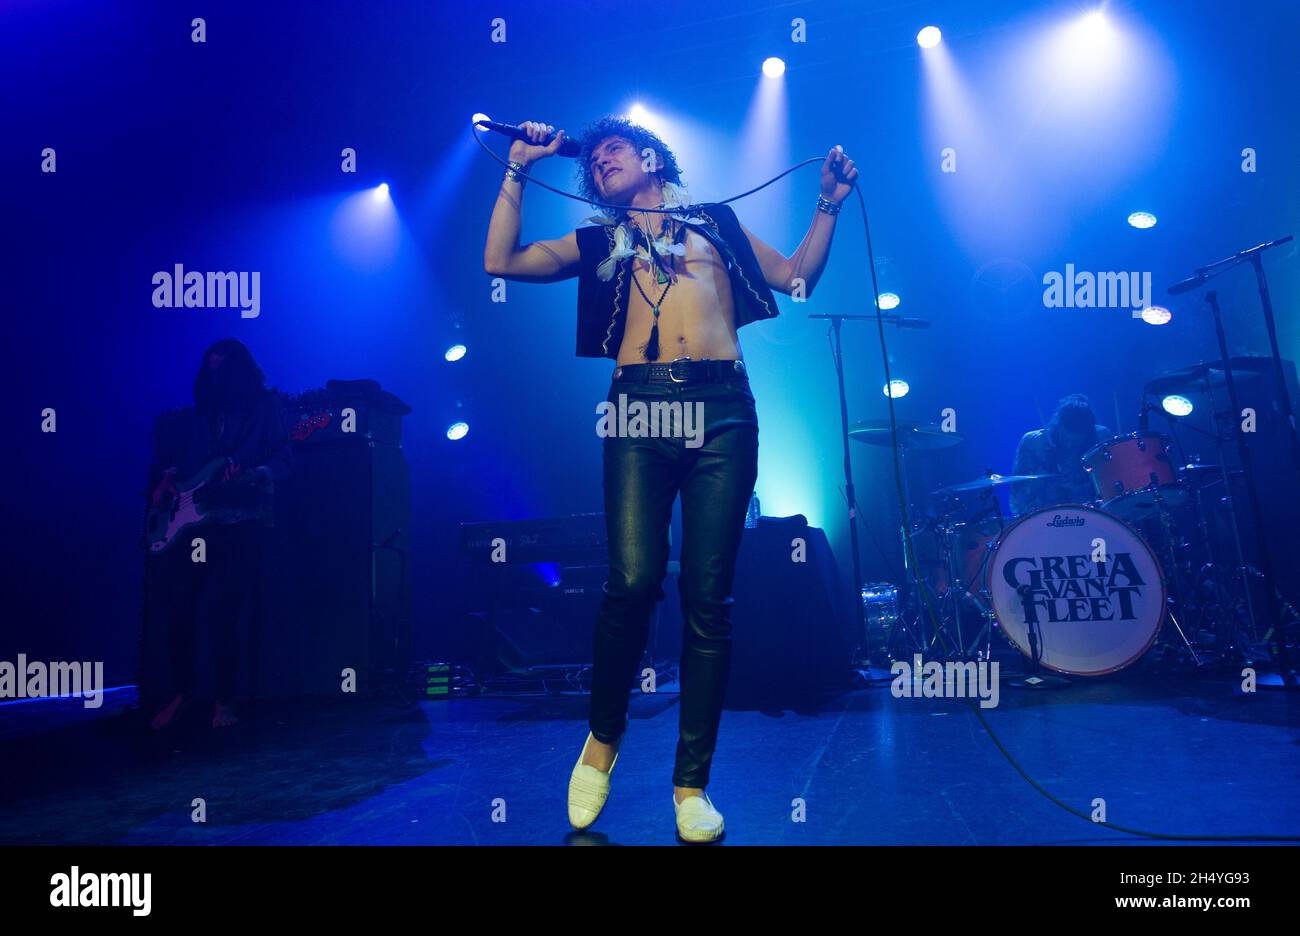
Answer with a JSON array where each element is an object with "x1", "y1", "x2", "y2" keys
[
  {"x1": 1050, "y1": 393, "x2": 1096, "y2": 434},
  {"x1": 574, "y1": 116, "x2": 684, "y2": 209}
]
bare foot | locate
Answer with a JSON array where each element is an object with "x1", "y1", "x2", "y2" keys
[
  {"x1": 150, "y1": 694, "x2": 185, "y2": 731},
  {"x1": 212, "y1": 702, "x2": 240, "y2": 729},
  {"x1": 581, "y1": 734, "x2": 620, "y2": 773}
]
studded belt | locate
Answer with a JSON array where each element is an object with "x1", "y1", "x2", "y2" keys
[{"x1": 612, "y1": 357, "x2": 748, "y2": 383}]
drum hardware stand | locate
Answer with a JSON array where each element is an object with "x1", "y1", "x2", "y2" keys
[
  {"x1": 1148, "y1": 487, "x2": 1203, "y2": 666},
  {"x1": 895, "y1": 445, "x2": 941, "y2": 653},
  {"x1": 1205, "y1": 290, "x2": 1293, "y2": 681},
  {"x1": 957, "y1": 485, "x2": 999, "y2": 656},
  {"x1": 1161, "y1": 385, "x2": 1263, "y2": 654},
  {"x1": 956, "y1": 484, "x2": 1008, "y2": 661},
  {"x1": 1199, "y1": 394, "x2": 1263, "y2": 650},
  {"x1": 884, "y1": 592, "x2": 927, "y2": 660},
  {"x1": 960, "y1": 563, "x2": 997, "y2": 662},
  {"x1": 1170, "y1": 243, "x2": 1298, "y2": 684},
  {"x1": 1186, "y1": 477, "x2": 1244, "y2": 656},
  {"x1": 1174, "y1": 365, "x2": 1265, "y2": 647},
  {"x1": 934, "y1": 520, "x2": 964, "y2": 656},
  {"x1": 924, "y1": 498, "x2": 999, "y2": 662}
]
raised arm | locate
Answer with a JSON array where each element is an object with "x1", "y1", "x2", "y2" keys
[
  {"x1": 483, "y1": 120, "x2": 580, "y2": 283},
  {"x1": 739, "y1": 145, "x2": 858, "y2": 297}
]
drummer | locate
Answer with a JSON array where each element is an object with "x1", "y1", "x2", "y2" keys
[{"x1": 1010, "y1": 394, "x2": 1109, "y2": 514}]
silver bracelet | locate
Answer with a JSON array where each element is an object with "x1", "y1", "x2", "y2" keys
[
  {"x1": 815, "y1": 195, "x2": 841, "y2": 216},
  {"x1": 505, "y1": 161, "x2": 528, "y2": 184}
]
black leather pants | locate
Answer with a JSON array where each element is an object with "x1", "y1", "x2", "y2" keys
[{"x1": 587, "y1": 368, "x2": 758, "y2": 789}]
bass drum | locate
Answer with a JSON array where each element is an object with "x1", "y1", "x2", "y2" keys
[{"x1": 987, "y1": 504, "x2": 1165, "y2": 676}]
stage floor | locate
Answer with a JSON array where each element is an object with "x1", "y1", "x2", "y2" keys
[{"x1": 2, "y1": 673, "x2": 1297, "y2": 845}]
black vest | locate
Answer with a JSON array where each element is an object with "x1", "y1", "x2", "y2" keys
[{"x1": 573, "y1": 202, "x2": 781, "y2": 359}]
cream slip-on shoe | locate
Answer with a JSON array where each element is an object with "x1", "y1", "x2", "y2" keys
[
  {"x1": 567, "y1": 732, "x2": 618, "y2": 830},
  {"x1": 674, "y1": 791, "x2": 725, "y2": 843}
]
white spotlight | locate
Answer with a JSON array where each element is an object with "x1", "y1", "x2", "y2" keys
[
  {"x1": 1161, "y1": 395, "x2": 1193, "y2": 417},
  {"x1": 917, "y1": 26, "x2": 942, "y2": 49},
  {"x1": 762, "y1": 57, "x2": 786, "y2": 78},
  {"x1": 1078, "y1": 9, "x2": 1109, "y2": 36},
  {"x1": 883, "y1": 379, "x2": 911, "y2": 399}
]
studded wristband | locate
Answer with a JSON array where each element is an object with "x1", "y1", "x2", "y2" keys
[
  {"x1": 505, "y1": 161, "x2": 528, "y2": 184},
  {"x1": 815, "y1": 195, "x2": 842, "y2": 216}
]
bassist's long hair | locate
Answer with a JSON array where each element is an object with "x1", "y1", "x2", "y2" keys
[{"x1": 193, "y1": 338, "x2": 267, "y2": 415}]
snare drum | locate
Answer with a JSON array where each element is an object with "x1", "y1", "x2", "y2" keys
[
  {"x1": 987, "y1": 503, "x2": 1165, "y2": 676},
  {"x1": 1082, "y1": 431, "x2": 1186, "y2": 520}
]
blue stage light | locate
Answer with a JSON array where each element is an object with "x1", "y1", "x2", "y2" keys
[
  {"x1": 445, "y1": 344, "x2": 467, "y2": 362},
  {"x1": 447, "y1": 421, "x2": 469, "y2": 441},
  {"x1": 1161, "y1": 395, "x2": 1193, "y2": 417}
]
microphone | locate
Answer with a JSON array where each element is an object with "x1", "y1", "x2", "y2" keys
[{"x1": 474, "y1": 118, "x2": 581, "y2": 158}]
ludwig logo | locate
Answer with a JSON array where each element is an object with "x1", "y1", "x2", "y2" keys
[{"x1": 1046, "y1": 515, "x2": 1085, "y2": 527}]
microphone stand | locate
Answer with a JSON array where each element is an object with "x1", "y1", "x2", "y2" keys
[
  {"x1": 810, "y1": 312, "x2": 931, "y2": 665},
  {"x1": 1206, "y1": 288, "x2": 1293, "y2": 685},
  {"x1": 1169, "y1": 237, "x2": 1296, "y2": 685},
  {"x1": 1169, "y1": 235, "x2": 1300, "y2": 481}
]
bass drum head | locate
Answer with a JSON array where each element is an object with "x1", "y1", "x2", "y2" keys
[{"x1": 988, "y1": 504, "x2": 1165, "y2": 676}]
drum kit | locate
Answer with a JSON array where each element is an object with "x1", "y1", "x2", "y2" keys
[{"x1": 850, "y1": 368, "x2": 1287, "y2": 679}]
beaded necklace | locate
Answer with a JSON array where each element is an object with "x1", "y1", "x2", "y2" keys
[{"x1": 628, "y1": 212, "x2": 684, "y2": 360}]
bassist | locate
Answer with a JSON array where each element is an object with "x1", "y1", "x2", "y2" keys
[{"x1": 145, "y1": 339, "x2": 291, "y2": 729}]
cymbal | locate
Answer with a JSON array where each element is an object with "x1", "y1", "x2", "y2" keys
[
  {"x1": 849, "y1": 419, "x2": 964, "y2": 451},
  {"x1": 935, "y1": 473, "x2": 1061, "y2": 495},
  {"x1": 1145, "y1": 357, "x2": 1271, "y2": 397}
]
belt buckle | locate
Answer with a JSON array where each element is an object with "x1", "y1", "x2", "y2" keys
[{"x1": 668, "y1": 356, "x2": 693, "y2": 383}]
